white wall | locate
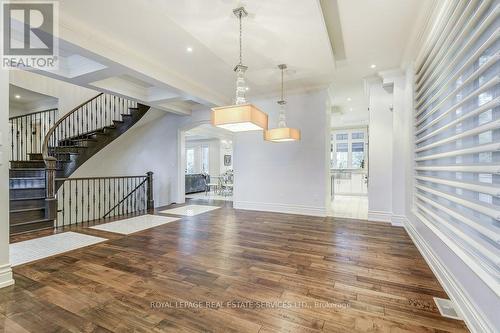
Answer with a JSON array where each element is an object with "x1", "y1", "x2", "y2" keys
[
  {"x1": 0, "y1": 70, "x2": 14, "y2": 288},
  {"x1": 9, "y1": 71, "x2": 97, "y2": 116},
  {"x1": 72, "y1": 88, "x2": 330, "y2": 216},
  {"x1": 233, "y1": 89, "x2": 329, "y2": 216},
  {"x1": 365, "y1": 71, "x2": 412, "y2": 226},
  {"x1": 9, "y1": 99, "x2": 58, "y2": 118},
  {"x1": 366, "y1": 81, "x2": 393, "y2": 222}
]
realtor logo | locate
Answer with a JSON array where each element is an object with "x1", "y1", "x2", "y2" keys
[{"x1": 1, "y1": 1, "x2": 58, "y2": 69}]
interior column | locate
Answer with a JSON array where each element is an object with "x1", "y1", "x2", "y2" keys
[{"x1": 0, "y1": 68, "x2": 14, "y2": 288}]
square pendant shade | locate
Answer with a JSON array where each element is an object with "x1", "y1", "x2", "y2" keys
[
  {"x1": 211, "y1": 104, "x2": 268, "y2": 132},
  {"x1": 264, "y1": 127, "x2": 301, "y2": 142}
]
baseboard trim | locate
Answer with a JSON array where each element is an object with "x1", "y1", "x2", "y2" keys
[
  {"x1": 404, "y1": 219, "x2": 495, "y2": 333},
  {"x1": 390, "y1": 214, "x2": 407, "y2": 227},
  {"x1": 367, "y1": 210, "x2": 392, "y2": 223},
  {"x1": 233, "y1": 201, "x2": 327, "y2": 217},
  {"x1": 0, "y1": 264, "x2": 14, "y2": 289}
]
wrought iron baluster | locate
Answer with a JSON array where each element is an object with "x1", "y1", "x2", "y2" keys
[
  {"x1": 74, "y1": 180, "x2": 78, "y2": 225},
  {"x1": 62, "y1": 180, "x2": 65, "y2": 227}
]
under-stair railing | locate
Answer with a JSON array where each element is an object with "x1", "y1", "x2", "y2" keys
[
  {"x1": 55, "y1": 172, "x2": 154, "y2": 227},
  {"x1": 9, "y1": 108, "x2": 58, "y2": 161}
]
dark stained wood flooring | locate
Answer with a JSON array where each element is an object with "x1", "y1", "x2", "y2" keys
[{"x1": 2, "y1": 200, "x2": 469, "y2": 332}]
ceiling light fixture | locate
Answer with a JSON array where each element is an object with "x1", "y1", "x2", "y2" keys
[
  {"x1": 211, "y1": 7, "x2": 268, "y2": 132},
  {"x1": 264, "y1": 64, "x2": 301, "y2": 142},
  {"x1": 14, "y1": 94, "x2": 20, "y2": 99},
  {"x1": 370, "y1": 64, "x2": 376, "y2": 69},
  {"x1": 347, "y1": 97, "x2": 352, "y2": 102},
  {"x1": 186, "y1": 47, "x2": 193, "y2": 53}
]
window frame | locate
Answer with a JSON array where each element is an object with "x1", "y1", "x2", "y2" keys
[{"x1": 331, "y1": 127, "x2": 368, "y2": 169}]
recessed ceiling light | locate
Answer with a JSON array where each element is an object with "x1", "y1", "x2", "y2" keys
[
  {"x1": 186, "y1": 47, "x2": 193, "y2": 53},
  {"x1": 14, "y1": 94, "x2": 21, "y2": 99},
  {"x1": 245, "y1": 87, "x2": 249, "y2": 91},
  {"x1": 347, "y1": 97, "x2": 352, "y2": 102},
  {"x1": 370, "y1": 64, "x2": 377, "y2": 69},
  {"x1": 350, "y1": 107, "x2": 353, "y2": 111}
]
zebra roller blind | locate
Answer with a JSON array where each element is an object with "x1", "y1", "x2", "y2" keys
[{"x1": 414, "y1": 0, "x2": 499, "y2": 295}]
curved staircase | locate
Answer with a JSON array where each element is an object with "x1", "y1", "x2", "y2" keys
[{"x1": 9, "y1": 93, "x2": 150, "y2": 234}]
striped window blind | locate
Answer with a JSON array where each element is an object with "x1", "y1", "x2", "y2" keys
[{"x1": 414, "y1": 0, "x2": 499, "y2": 295}]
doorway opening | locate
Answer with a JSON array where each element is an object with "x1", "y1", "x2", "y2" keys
[
  {"x1": 330, "y1": 127, "x2": 368, "y2": 219},
  {"x1": 178, "y1": 123, "x2": 234, "y2": 203}
]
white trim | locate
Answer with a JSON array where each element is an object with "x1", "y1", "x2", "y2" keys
[
  {"x1": 404, "y1": 218, "x2": 496, "y2": 333},
  {"x1": 233, "y1": 201, "x2": 327, "y2": 217},
  {"x1": 0, "y1": 264, "x2": 14, "y2": 289},
  {"x1": 390, "y1": 214, "x2": 407, "y2": 227},
  {"x1": 367, "y1": 210, "x2": 392, "y2": 223}
]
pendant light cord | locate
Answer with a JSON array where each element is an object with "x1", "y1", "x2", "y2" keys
[
  {"x1": 281, "y1": 66, "x2": 284, "y2": 101},
  {"x1": 239, "y1": 11, "x2": 243, "y2": 66}
]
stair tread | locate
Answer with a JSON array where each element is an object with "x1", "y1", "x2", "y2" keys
[
  {"x1": 11, "y1": 218, "x2": 53, "y2": 227},
  {"x1": 10, "y1": 168, "x2": 45, "y2": 171},
  {"x1": 10, "y1": 177, "x2": 45, "y2": 180},
  {"x1": 54, "y1": 151, "x2": 81, "y2": 155},
  {"x1": 68, "y1": 138, "x2": 97, "y2": 142},
  {"x1": 10, "y1": 207, "x2": 45, "y2": 213},
  {"x1": 10, "y1": 197, "x2": 45, "y2": 201}
]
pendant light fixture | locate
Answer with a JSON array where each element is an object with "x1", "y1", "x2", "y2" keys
[
  {"x1": 264, "y1": 64, "x2": 301, "y2": 142},
  {"x1": 211, "y1": 7, "x2": 268, "y2": 132}
]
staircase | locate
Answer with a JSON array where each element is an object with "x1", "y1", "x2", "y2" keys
[{"x1": 9, "y1": 93, "x2": 150, "y2": 234}]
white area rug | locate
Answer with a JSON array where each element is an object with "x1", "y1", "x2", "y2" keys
[
  {"x1": 90, "y1": 214, "x2": 179, "y2": 235},
  {"x1": 159, "y1": 204, "x2": 220, "y2": 216},
  {"x1": 10, "y1": 232, "x2": 107, "y2": 267}
]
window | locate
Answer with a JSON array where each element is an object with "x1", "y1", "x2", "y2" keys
[
  {"x1": 186, "y1": 148, "x2": 195, "y2": 174},
  {"x1": 201, "y1": 145, "x2": 209, "y2": 174},
  {"x1": 413, "y1": 0, "x2": 499, "y2": 294},
  {"x1": 351, "y1": 142, "x2": 364, "y2": 168},
  {"x1": 331, "y1": 128, "x2": 367, "y2": 169},
  {"x1": 335, "y1": 143, "x2": 348, "y2": 168}
]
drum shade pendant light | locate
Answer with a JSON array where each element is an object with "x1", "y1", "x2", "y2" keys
[
  {"x1": 264, "y1": 64, "x2": 301, "y2": 142},
  {"x1": 211, "y1": 7, "x2": 268, "y2": 132}
]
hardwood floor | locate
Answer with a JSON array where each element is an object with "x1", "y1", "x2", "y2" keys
[{"x1": 2, "y1": 202, "x2": 469, "y2": 332}]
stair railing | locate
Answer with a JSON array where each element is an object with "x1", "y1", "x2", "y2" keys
[
  {"x1": 55, "y1": 172, "x2": 154, "y2": 227},
  {"x1": 42, "y1": 93, "x2": 138, "y2": 221},
  {"x1": 41, "y1": 93, "x2": 138, "y2": 163},
  {"x1": 9, "y1": 108, "x2": 58, "y2": 161}
]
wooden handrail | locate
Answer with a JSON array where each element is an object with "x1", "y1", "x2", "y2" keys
[
  {"x1": 9, "y1": 108, "x2": 58, "y2": 121},
  {"x1": 55, "y1": 175, "x2": 146, "y2": 181},
  {"x1": 41, "y1": 93, "x2": 103, "y2": 163}
]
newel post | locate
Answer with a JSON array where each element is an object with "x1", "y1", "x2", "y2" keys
[
  {"x1": 45, "y1": 157, "x2": 57, "y2": 220},
  {"x1": 146, "y1": 171, "x2": 154, "y2": 212}
]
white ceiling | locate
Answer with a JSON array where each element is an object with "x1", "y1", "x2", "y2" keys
[
  {"x1": 23, "y1": 0, "x2": 432, "y2": 121},
  {"x1": 53, "y1": 0, "x2": 335, "y2": 107},
  {"x1": 9, "y1": 85, "x2": 58, "y2": 107},
  {"x1": 162, "y1": 0, "x2": 336, "y2": 96},
  {"x1": 329, "y1": 0, "x2": 432, "y2": 125}
]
